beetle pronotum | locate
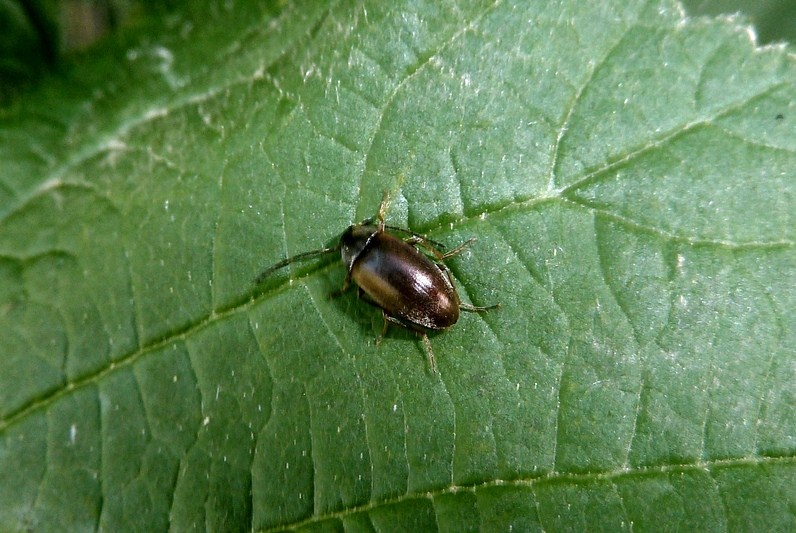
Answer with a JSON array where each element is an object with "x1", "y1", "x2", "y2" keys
[{"x1": 256, "y1": 193, "x2": 498, "y2": 372}]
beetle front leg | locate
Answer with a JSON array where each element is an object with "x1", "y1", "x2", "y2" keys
[
  {"x1": 330, "y1": 273, "x2": 353, "y2": 298},
  {"x1": 375, "y1": 310, "x2": 391, "y2": 346}
]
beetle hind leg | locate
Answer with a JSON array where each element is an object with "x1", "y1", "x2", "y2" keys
[
  {"x1": 460, "y1": 302, "x2": 500, "y2": 312},
  {"x1": 376, "y1": 311, "x2": 438, "y2": 374},
  {"x1": 420, "y1": 333, "x2": 437, "y2": 373}
]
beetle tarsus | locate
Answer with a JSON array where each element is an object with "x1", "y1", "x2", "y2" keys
[{"x1": 460, "y1": 302, "x2": 500, "y2": 312}]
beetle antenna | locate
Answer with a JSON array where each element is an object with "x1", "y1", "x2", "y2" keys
[{"x1": 255, "y1": 246, "x2": 338, "y2": 284}]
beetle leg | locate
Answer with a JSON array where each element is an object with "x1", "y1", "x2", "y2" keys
[
  {"x1": 353, "y1": 292, "x2": 394, "y2": 346},
  {"x1": 438, "y1": 237, "x2": 476, "y2": 260},
  {"x1": 355, "y1": 287, "x2": 383, "y2": 309},
  {"x1": 388, "y1": 226, "x2": 447, "y2": 250},
  {"x1": 406, "y1": 236, "x2": 448, "y2": 260},
  {"x1": 436, "y1": 260, "x2": 457, "y2": 285},
  {"x1": 342, "y1": 268, "x2": 354, "y2": 290},
  {"x1": 376, "y1": 190, "x2": 391, "y2": 230},
  {"x1": 330, "y1": 274, "x2": 352, "y2": 298},
  {"x1": 420, "y1": 333, "x2": 438, "y2": 373},
  {"x1": 437, "y1": 261, "x2": 500, "y2": 313},
  {"x1": 460, "y1": 302, "x2": 500, "y2": 312},
  {"x1": 410, "y1": 236, "x2": 476, "y2": 261},
  {"x1": 375, "y1": 310, "x2": 391, "y2": 346},
  {"x1": 381, "y1": 309, "x2": 440, "y2": 373},
  {"x1": 375, "y1": 307, "x2": 440, "y2": 374}
]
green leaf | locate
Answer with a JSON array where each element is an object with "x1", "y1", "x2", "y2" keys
[
  {"x1": 682, "y1": 0, "x2": 796, "y2": 45},
  {"x1": 1, "y1": 0, "x2": 794, "y2": 531}
]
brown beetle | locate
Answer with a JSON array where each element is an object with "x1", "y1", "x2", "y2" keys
[{"x1": 256, "y1": 194, "x2": 498, "y2": 371}]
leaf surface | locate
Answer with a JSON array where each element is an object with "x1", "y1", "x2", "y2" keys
[{"x1": 0, "y1": 1, "x2": 794, "y2": 531}]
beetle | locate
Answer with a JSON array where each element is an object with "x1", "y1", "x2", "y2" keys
[{"x1": 255, "y1": 193, "x2": 498, "y2": 372}]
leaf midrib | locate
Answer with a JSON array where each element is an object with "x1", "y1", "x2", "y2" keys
[{"x1": 260, "y1": 454, "x2": 794, "y2": 532}]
